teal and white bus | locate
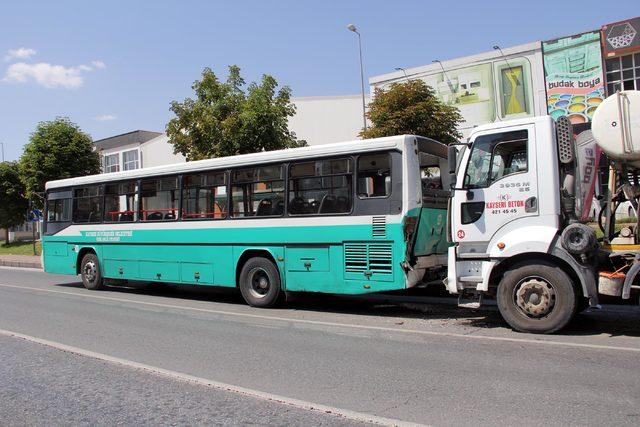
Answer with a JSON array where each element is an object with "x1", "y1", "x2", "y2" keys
[{"x1": 42, "y1": 135, "x2": 449, "y2": 307}]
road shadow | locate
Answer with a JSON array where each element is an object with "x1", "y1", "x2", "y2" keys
[{"x1": 52, "y1": 280, "x2": 640, "y2": 338}]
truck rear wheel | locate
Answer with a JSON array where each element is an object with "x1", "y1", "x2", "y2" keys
[{"x1": 496, "y1": 262, "x2": 576, "y2": 334}]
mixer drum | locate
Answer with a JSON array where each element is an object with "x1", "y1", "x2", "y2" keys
[{"x1": 591, "y1": 90, "x2": 640, "y2": 168}]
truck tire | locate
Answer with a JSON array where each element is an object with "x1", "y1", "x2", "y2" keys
[
  {"x1": 80, "y1": 253, "x2": 104, "y2": 290},
  {"x1": 496, "y1": 261, "x2": 577, "y2": 334},
  {"x1": 561, "y1": 223, "x2": 596, "y2": 255},
  {"x1": 239, "y1": 257, "x2": 282, "y2": 308}
]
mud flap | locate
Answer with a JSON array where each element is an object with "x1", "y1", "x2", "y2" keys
[{"x1": 445, "y1": 245, "x2": 459, "y2": 294}]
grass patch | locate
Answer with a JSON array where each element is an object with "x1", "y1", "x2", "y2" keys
[{"x1": 0, "y1": 240, "x2": 41, "y2": 256}]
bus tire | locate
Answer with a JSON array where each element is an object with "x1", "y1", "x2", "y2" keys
[
  {"x1": 496, "y1": 261, "x2": 576, "y2": 334},
  {"x1": 80, "y1": 253, "x2": 104, "y2": 291},
  {"x1": 239, "y1": 257, "x2": 282, "y2": 308}
]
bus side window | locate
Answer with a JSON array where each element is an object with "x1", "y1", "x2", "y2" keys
[
  {"x1": 183, "y1": 172, "x2": 228, "y2": 220},
  {"x1": 357, "y1": 153, "x2": 391, "y2": 198},
  {"x1": 140, "y1": 177, "x2": 179, "y2": 221},
  {"x1": 104, "y1": 181, "x2": 138, "y2": 222},
  {"x1": 73, "y1": 186, "x2": 103, "y2": 223},
  {"x1": 232, "y1": 165, "x2": 284, "y2": 218},
  {"x1": 289, "y1": 158, "x2": 352, "y2": 215},
  {"x1": 46, "y1": 194, "x2": 72, "y2": 222}
]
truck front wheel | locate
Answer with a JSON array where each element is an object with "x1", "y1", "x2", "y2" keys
[{"x1": 496, "y1": 262, "x2": 576, "y2": 334}]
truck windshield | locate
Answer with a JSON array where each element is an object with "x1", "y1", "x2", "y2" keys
[{"x1": 464, "y1": 130, "x2": 528, "y2": 189}]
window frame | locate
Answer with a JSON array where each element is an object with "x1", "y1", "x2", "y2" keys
[
  {"x1": 45, "y1": 197, "x2": 72, "y2": 223},
  {"x1": 122, "y1": 149, "x2": 140, "y2": 171},
  {"x1": 356, "y1": 151, "x2": 393, "y2": 200},
  {"x1": 103, "y1": 179, "x2": 139, "y2": 223},
  {"x1": 230, "y1": 163, "x2": 286, "y2": 219},
  {"x1": 71, "y1": 184, "x2": 105, "y2": 224},
  {"x1": 287, "y1": 156, "x2": 355, "y2": 217},
  {"x1": 181, "y1": 170, "x2": 230, "y2": 221},
  {"x1": 103, "y1": 153, "x2": 120, "y2": 173},
  {"x1": 139, "y1": 175, "x2": 181, "y2": 222},
  {"x1": 463, "y1": 130, "x2": 529, "y2": 190}
]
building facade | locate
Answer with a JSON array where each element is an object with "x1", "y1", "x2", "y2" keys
[
  {"x1": 370, "y1": 42, "x2": 547, "y2": 138},
  {"x1": 94, "y1": 130, "x2": 185, "y2": 173}
]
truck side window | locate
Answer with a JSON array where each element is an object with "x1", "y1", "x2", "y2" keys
[{"x1": 464, "y1": 130, "x2": 528, "y2": 189}]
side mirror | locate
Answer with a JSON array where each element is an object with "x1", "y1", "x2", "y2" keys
[
  {"x1": 448, "y1": 145, "x2": 458, "y2": 190},
  {"x1": 447, "y1": 145, "x2": 457, "y2": 174}
]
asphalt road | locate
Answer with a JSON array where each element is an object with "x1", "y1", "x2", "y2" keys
[{"x1": 1, "y1": 267, "x2": 640, "y2": 426}]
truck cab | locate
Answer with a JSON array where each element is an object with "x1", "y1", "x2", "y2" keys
[{"x1": 446, "y1": 116, "x2": 598, "y2": 333}]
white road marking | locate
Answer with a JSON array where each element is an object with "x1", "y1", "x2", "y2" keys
[
  {"x1": 0, "y1": 328, "x2": 418, "y2": 427},
  {"x1": 1, "y1": 282, "x2": 639, "y2": 353}
]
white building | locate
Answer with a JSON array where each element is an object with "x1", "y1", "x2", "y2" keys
[
  {"x1": 94, "y1": 130, "x2": 185, "y2": 172},
  {"x1": 289, "y1": 95, "x2": 369, "y2": 145},
  {"x1": 370, "y1": 41, "x2": 547, "y2": 138}
]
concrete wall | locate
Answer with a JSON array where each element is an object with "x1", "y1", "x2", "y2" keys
[
  {"x1": 140, "y1": 134, "x2": 185, "y2": 167},
  {"x1": 289, "y1": 95, "x2": 370, "y2": 146}
]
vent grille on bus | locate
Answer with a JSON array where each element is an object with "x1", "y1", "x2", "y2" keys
[
  {"x1": 344, "y1": 242, "x2": 393, "y2": 276},
  {"x1": 372, "y1": 216, "x2": 387, "y2": 239}
]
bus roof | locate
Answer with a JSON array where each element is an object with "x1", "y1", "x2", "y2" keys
[{"x1": 46, "y1": 134, "x2": 446, "y2": 190}]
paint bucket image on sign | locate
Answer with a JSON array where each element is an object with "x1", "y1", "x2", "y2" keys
[{"x1": 542, "y1": 31, "x2": 605, "y2": 122}]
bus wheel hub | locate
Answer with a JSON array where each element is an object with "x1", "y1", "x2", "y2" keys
[{"x1": 515, "y1": 278, "x2": 555, "y2": 317}]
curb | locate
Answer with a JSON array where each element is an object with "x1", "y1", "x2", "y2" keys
[{"x1": 0, "y1": 260, "x2": 42, "y2": 269}]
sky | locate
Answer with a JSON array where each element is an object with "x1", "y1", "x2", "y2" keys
[{"x1": 0, "y1": 0, "x2": 636, "y2": 161}]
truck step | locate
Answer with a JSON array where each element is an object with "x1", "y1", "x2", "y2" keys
[
  {"x1": 458, "y1": 292, "x2": 484, "y2": 309},
  {"x1": 458, "y1": 275, "x2": 483, "y2": 283}
]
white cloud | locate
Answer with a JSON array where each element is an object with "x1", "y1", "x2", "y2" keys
[
  {"x1": 91, "y1": 60, "x2": 106, "y2": 69},
  {"x1": 2, "y1": 58, "x2": 107, "y2": 89},
  {"x1": 4, "y1": 47, "x2": 37, "y2": 62},
  {"x1": 94, "y1": 114, "x2": 116, "y2": 121}
]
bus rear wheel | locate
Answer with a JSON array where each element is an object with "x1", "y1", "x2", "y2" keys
[
  {"x1": 239, "y1": 257, "x2": 282, "y2": 308},
  {"x1": 80, "y1": 253, "x2": 104, "y2": 291},
  {"x1": 496, "y1": 262, "x2": 576, "y2": 334}
]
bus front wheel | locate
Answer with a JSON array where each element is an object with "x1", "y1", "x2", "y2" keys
[
  {"x1": 239, "y1": 257, "x2": 282, "y2": 308},
  {"x1": 80, "y1": 253, "x2": 104, "y2": 291},
  {"x1": 496, "y1": 261, "x2": 576, "y2": 334}
]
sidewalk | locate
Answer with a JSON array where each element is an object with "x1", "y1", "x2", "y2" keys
[{"x1": 0, "y1": 254, "x2": 42, "y2": 269}]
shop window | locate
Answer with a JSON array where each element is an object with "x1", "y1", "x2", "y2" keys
[
  {"x1": 289, "y1": 158, "x2": 352, "y2": 215},
  {"x1": 605, "y1": 53, "x2": 640, "y2": 95},
  {"x1": 183, "y1": 172, "x2": 228, "y2": 219}
]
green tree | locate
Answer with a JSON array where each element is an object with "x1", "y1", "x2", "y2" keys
[
  {"x1": 360, "y1": 79, "x2": 462, "y2": 144},
  {"x1": 0, "y1": 162, "x2": 29, "y2": 243},
  {"x1": 19, "y1": 117, "x2": 100, "y2": 203},
  {"x1": 166, "y1": 65, "x2": 304, "y2": 161}
]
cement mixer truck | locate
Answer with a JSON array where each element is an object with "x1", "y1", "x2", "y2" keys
[{"x1": 444, "y1": 90, "x2": 640, "y2": 333}]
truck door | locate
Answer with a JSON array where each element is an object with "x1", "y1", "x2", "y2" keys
[{"x1": 451, "y1": 124, "x2": 538, "y2": 252}]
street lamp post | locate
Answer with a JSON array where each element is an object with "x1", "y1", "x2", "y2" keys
[
  {"x1": 0, "y1": 142, "x2": 4, "y2": 162},
  {"x1": 347, "y1": 23, "x2": 367, "y2": 132},
  {"x1": 394, "y1": 67, "x2": 409, "y2": 81}
]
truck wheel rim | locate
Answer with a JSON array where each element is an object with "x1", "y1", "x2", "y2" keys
[
  {"x1": 513, "y1": 276, "x2": 556, "y2": 318},
  {"x1": 249, "y1": 268, "x2": 270, "y2": 299},
  {"x1": 83, "y1": 261, "x2": 97, "y2": 284}
]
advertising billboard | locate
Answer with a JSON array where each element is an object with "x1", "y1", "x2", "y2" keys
[
  {"x1": 601, "y1": 16, "x2": 640, "y2": 58},
  {"x1": 542, "y1": 31, "x2": 605, "y2": 124},
  {"x1": 421, "y1": 57, "x2": 535, "y2": 133}
]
